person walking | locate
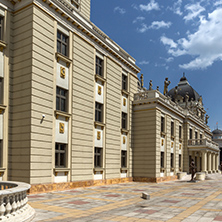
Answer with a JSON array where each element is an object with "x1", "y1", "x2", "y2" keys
[{"x1": 190, "y1": 159, "x2": 196, "y2": 181}]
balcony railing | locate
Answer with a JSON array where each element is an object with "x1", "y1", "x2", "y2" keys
[
  {"x1": 188, "y1": 139, "x2": 219, "y2": 151},
  {"x1": 0, "y1": 181, "x2": 35, "y2": 221}
]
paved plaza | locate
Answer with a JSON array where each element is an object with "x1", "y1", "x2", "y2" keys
[{"x1": 29, "y1": 174, "x2": 222, "y2": 222}]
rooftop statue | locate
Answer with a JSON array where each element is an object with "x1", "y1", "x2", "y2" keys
[
  {"x1": 149, "y1": 80, "x2": 153, "y2": 90},
  {"x1": 205, "y1": 115, "x2": 209, "y2": 125},
  {"x1": 163, "y1": 78, "x2": 170, "y2": 95},
  {"x1": 140, "y1": 74, "x2": 144, "y2": 88}
]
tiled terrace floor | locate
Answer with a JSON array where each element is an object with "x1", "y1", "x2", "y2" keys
[{"x1": 29, "y1": 173, "x2": 222, "y2": 222}]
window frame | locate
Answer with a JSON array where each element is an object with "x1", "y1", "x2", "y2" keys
[
  {"x1": 0, "y1": 16, "x2": 3, "y2": 41},
  {"x1": 95, "y1": 56, "x2": 103, "y2": 77},
  {"x1": 122, "y1": 112, "x2": 127, "y2": 130},
  {"x1": 94, "y1": 147, "x2": 102, "y2": 168},
  {"x1": 121, "y1": 150, "x2": 127, "y2": 168},
  {"x1": 171, "y1": 121, "x2": 174, "y2": 137},
  {"x1": 56, "y1": 86, "x2": 68, "y2": 112},
  {"x1": 95, "y1": 102, "x2": 103, "y2": 123},
  {"x1": 179, "y1": 125, "x2": 182, "y2": 139},
  {"x1": 57, "y1": 30, "x2": 69, "y2": 57},
  {"x1": 122, "y1": 74, "x2": 128, "y2": 91},
  {"x1": 161, "y1": 116, "x2": 165, "y2": 133},
  {"x1": 0, "y1": 78, "x2": 3, "y2": 104},
  {"x1": 189, "y1": 129, "x2": 193, "y2": 139},
  {"x1": 179, "y1": 154, "x2": 182, "y2": 168},
  {"x1": 171, "y1": 153, "x2": 174, "y2": 168},
  {"x1": 161, "y1": 152, "x2": 164, "y2": 168},
  {"x1": 55, "y1": 143, "x2": 67, "y2": 168}
]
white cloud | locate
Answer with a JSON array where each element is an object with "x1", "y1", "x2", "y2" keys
[
  {"x1": 165, "y1": 57, "x2": 174, "y2": 62},
  {"x1": 133, "y1": 16, "x2": 145, "y2": 24},
  {"x1": 160, "y1": 36, "x2": 177, "y2": 48},
  {"x1": 114, "y1": 6, "x2": 126, "y2": 15},
  {"x1": 168, "y1": 0, "x2": 183, "y2": 16},
  {"x1": 138, "y1": 21, "x2": 171, "y2": 33},
  {"x1": 137, "y1": 23, "x2": 149, "y2": 33},
  {"x1": 139, "y1": 0, "x2": 160, "y2": 12},
  {"x1": 149, "y1": 21, "x2": 172, "y2": 29},
  {"x1": 183, "y1": 2, "x2": 205, "y2": 21},
  {"x1": 139, "y1": 60, "x2": 150, "y2": 65},
  {"x1": 161, "y1": 8, "x2": 222, "y2": 70},
  {"x1": 214, "y1": 1, "x2": 222, "y2": 6}
]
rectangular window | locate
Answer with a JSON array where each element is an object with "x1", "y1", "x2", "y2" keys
[
  {"x1": 55, "y1": 143, "x2": 66, "y2": 168},
  {"x1": 171, "y1": 122, "x2": 174, "y2": 136},
  {"x1": 122, "y1": 74, "x2": 127, "y2": 91},
  {"x1": 161, "y1": 116, "x2": 165, "y2": 133},
  {"x1": 0, "y1": 17, "x2": 3, "y2": 41},
  {"x1": 179, "y1": 125, "x2": 182, "y2": 139},
  {"x1": 189, "y1": 129, "x2": 193, "y2": 139},
  {"x1": 179, "y1": 154, "x2": 182, "y2": 168},
  {"x1": 0, "y1": 140, "x2": 2, "y2": 167},
  {"x1": 95, "y1": 102, "x2": 103, "y2": 122},
  {"x1": 0, "y1": 78, "x2": 3, "y2": 104},
  {"x1": 122, "y1": 112, "x2": 127, "y2": 130},
  {"x1": 195, "y1": 131, "x2": 198, "y2": 139},
  {"x1": 56, "y1": 86, "x2": 68, "y2": 112},
  {"x1": 171, "y1": 153, "x2": 174, "y2": 168},
  {"x1": 57, "y1": 30, "x2": 68, "y2": 57},
  {"x1": 94, "y1": 147, "x2": 102, "y2": 168},
  {"x1": 161, "y1": 152, "x2": 164, "y2": 168},
  {"x1": 121, "y1": 150, "x2": 127, "y2": 168},
  {"x1": 96, "y1": 56, "x2": 103, "y2": 76}
]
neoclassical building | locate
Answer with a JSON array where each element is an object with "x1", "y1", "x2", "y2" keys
[
  {"x1": 0, "y1": 0, "x2": 140, "y2": 192},
  {"x1": 0, "y1": 0, "x2": 219, "y2": 192},
  {"x1": 212, "y1": 129, "x2": 222, "y2": 162},
  {"x1": 133, "y1": 76, "x2": 220, "y2": 182}
]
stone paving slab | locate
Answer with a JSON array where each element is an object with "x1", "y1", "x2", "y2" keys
[{"x1": 29, "y1": 173, "x2": 222, "y2": 222}]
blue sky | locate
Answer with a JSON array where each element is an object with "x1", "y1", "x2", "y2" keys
[{"x1": 91, "y1": 0, "x2": 222, "y2": 131}]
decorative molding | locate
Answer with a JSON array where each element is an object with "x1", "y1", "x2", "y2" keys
[
  {"x1": 161, "y1": 139, "x2": 164, "y2": 146},
  {"x1": 0, "y1": 40, "x2": 7, "y2": 52},
  {"x1": 123, "y1": 98, "x2": 126, "y2": 106},
  {"x1": 95, "y1": 74, "x2": 106, "y2": 83},
  {"x1": 98, "y1": 85, "x2": 102, "y2": 95},
  {"x1": 171, "y1": 142, "x2": 174, "y2": 148},
  {"x1": 94, "y1": 121, "x2": 105, "y2": 129},
  {"x1": 60, "y1": 67, "x2": 66, "y2": 79},
  {"x1": 56, "y1": 52, "x2": 72, "y2": 67},
  {"x1": 54, "y1": 168, "x2": 70, "y2": 173},
  {"x1": 59, "y1": 123, "x2": 65, "y2": 134},
  {"x1": 123, "y1": 136, "x2": 126, "y2": 144},
  {"x1": 0, "y1": 105, "x2": 6, "y2": 114},
  {"x1": 121, "y1": 89, "x2": 129, "y2": 96},
  {"x1": 97, "y1": 131, "x2": 101, "y2": 140},
  {"x1": 121, "y1": 128, "x2": 129, "y2": 134},
  {"x1": 93, "y1": 168, "x2": 104, "y2": 173},
  {"x1": 55, "y1": 110, "x2": 71, "y2": 120}
]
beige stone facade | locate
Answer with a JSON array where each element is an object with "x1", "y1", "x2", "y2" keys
[
  {"x1": 0, "y1": 0, "x2": 140, "y2": 187},
  {"x1": 133, "y1": 81, "x2": 220, "y2": 182},
  {"x1": 0, "y1": 0, "x2": 219, "y2": 190}
]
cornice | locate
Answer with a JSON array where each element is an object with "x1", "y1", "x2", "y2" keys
[{"x1": 37, "y1": 0, "x2": 140, "y2": 74}]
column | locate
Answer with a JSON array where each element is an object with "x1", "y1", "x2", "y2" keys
[
  {"x1": 215, "y1": 154, "x2": 219, "y2": 172},
  {"x1": 212, "y1": 153, "x2": 216, "y2": 173},
  {"x1": 208, "y1": 152, "x2": 212, "y2": 173},
  {"x1": 201, "y1": 151, "x2": 207, "y2": 172},
  {"x1": 197, "y1": 152, "x2": 200, "y2": 172}
]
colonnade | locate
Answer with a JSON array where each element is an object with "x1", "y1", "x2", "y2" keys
[
  {"x1": 190, "y1": 151, "x2": 219, "y2": 173},
  {"x1": 200, "y1": 151, "x2": 219, "y2": 173}
]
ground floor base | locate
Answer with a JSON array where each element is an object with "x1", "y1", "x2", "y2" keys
[{"x1": 28, "y1": 175, "x2": 178, "y2": 194}]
